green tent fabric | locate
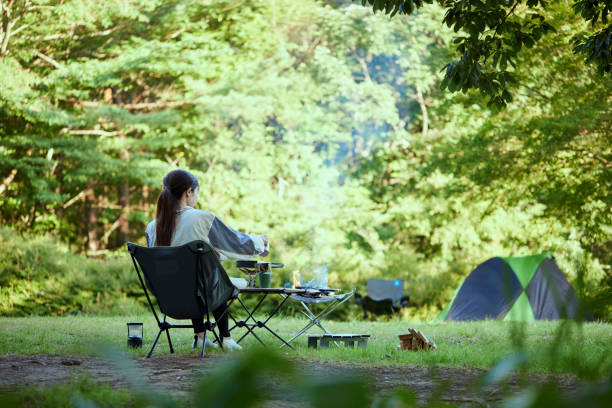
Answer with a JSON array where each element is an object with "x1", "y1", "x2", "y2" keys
[
  {"x1": 436, "y1": 286, "x2": 459, "y2": 321},
  {"x1": 501, "y1": 251, "x2": 552, "y2": 289},
  {"x1": 436, "y1": 253, "x2": 589, "y2": 322}
]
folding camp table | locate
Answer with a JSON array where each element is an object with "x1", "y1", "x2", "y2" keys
[
  {"x1": 279, "y1": 289, "x2": 355, "y2": 348},
  {"x1": 228, "y1": 287, "x2": 315, "y2": 349}
]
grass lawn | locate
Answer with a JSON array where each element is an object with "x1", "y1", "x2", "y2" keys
[{"x1": 1, "y1": 314, "x2": 610, "y2": 377}]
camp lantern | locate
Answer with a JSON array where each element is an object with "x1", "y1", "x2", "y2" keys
[{"x1": 127, "y1": 322, "x2": 143, "y2": 348}]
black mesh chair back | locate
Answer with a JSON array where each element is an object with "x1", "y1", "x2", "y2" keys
[{"x1": 127, "y1": 240, "x2": 238, "y2": 357}]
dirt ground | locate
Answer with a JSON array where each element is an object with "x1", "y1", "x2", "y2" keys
[{"x1": 0, "y1": 353, "x2": 579, "y2": 406}]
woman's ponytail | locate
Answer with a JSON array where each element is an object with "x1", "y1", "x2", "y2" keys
[{"x1": 154, "y1": 170, "x2": 199, "y2": 246}]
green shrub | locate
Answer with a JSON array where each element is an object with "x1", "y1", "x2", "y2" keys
[{"x1": 0, "y1": 228, "x2": 146, "y2": 316}]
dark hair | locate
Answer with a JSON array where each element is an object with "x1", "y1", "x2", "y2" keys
[{"x1": 155, "y1": 169, "x2": 199, "y2": 246}]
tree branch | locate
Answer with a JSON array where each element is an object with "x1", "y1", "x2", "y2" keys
[
  {"x1": 63, "y1": 129, "x2": 120, "y2": 137},
  {"x1": 415, "y1": 89, "x2": 429, "y2": 136},
  {"x1": 101, "y1": 216, "x2": 122, "y2": 247},
  {"x1": 1, "y1": 0, "x2": 32, "y2": 56},
  {"x1": 33, "y1": 50, "x2": 65, "y2": 69},
  {"x1": 0, "y1": 21, "x2": 13, "y2": 56},
  {"x1": 165, "y1": 154, "x2": 179, "y2": 167},
  {"x1": 483, "y1": 0, "x2": 520, "y2": 63},
  {"x1": 25, "y1": 5, "x2": 54, "y2": 12},
  {"x1": 522, "y1": 85, "x2": 552, "y2": 102},
  {"x1": 0, "y1": 167, "x2": 17, "y2": 195},
  {"x1": 63, "y1": 98, "x2": 195, "y2": 111},
  {"x1": 570, "y1": 148, "x2": 612, "y2": 167},
  {"x1": 63, "y1": 189, "x2": 88, "y2": 209},
  {"x1": 357, "y1": 55, "x2": 372, "y2": 82},
  {"x1": 10, "y1": 21, "x2": 31, "y2": 36},
  {"x1": 169, "y1": 28, "x2": 185, "y2": 39},
  {"x1": 122, "y1": 100, "x2": 196, "y2": 111},
  {"x1": 21, "y1": 27, "x2": 118, "y2": 42}
]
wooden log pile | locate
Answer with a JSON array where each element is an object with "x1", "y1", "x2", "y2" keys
[{"x1": 398, "y1": 328, "x2": 437, "y2": 351}]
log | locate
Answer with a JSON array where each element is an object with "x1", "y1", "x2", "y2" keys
[{"x1": 398, "y1": 328, "x2": 437, "y2": 351}]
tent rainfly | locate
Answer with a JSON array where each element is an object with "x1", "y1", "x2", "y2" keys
[{"x1": 437, "y1": 252, "x2": 590, "y2": 322}]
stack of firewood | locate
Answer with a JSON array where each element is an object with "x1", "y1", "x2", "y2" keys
[{"x1": 398, "y1": 328, "x2": 437, "y2": 351}]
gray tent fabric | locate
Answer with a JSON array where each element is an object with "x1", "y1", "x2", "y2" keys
[
  {"x1": 446, "y1": 257, "x2": 522, "y2": 321},
  {"x1": 526, "y1": 258, "x2": 580, "y2": 320},
  {"x1": 366, "y1": 279, "x2": 404, "y2": 302}
]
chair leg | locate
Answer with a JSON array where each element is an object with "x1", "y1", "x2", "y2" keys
[
  {"x1": 147, "y1": 329, "x2": 164, "y2": 358},
  {"x1": 165, "y1": 329, "x2": 174, "y2": 354},
  {"x1": 200, "y1": 327, "x2": 223, "y2": 357},
  {"x1": 200, "y1": 329, "x2": 207, "y2": 358},
  {"x1": 211, "y1": 329, "x2": 224, "y2": 352}
]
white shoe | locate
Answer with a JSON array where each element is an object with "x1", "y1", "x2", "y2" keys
[
  {"x1": 192, "y1": 335, "x2": 219, "y2": 350},
  {"x1": 222, "y1": 337, "x2": 242, "y2": 352}
]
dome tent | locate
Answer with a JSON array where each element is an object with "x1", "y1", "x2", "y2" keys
[{"x1": 436, "y1": 253, "x2": 590, "y2": 321}]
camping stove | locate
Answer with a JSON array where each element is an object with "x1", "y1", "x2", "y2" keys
[{"x1": 236, "y1": 261, "x2": 284, "y2": 288}]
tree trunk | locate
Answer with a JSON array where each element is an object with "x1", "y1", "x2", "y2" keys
[
  {"x1": 142, "y1": 183, "x2": 150, "y2": 212},
  {"x1": 0, "y1": 168, "x2": 17, "y2": 195},
  {"x1": 416, "y1": 89, "x2": 428, "y2": 137},
  {"x1": 86, "y1": 186, "x2": 99, "y2": 252},
  {"x1": 117, "y1": 133, "x2": 130, "y2": 245},
  {"x1": 117, "y1": 181, "x2": 129, "y2": 244}
]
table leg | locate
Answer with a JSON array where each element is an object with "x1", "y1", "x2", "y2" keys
[
  {"x1": 281, "y1": 297, "x2": 349, "y2": 348},
  {"x1": 259, "y1": 295, "x2": 293, "y2": 348},
  {"x1": 281, "y1": 319, "x2": 317, "y2": 347},
  {"x1": 230, "y1": 292, "x2": 294, "y2": 348},
  {"x1": 233, "y1": 294, "x2": 269, "y2": 345}
]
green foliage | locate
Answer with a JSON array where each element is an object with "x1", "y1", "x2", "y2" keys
[
  {"x1": 351, "y1": 1, "x2": 611, "y2": 320},
  {"x1": 357, "y1": 0, "x2": 611, "y2": 107},
  {"x1": 0, "y1": 228, "x2": 143, "y2": 316},
  {"x1": 571, "y1": 0, "x2": 612, "y2": 74}
]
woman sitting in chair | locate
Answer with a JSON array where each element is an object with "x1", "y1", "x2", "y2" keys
[{"x1": 145, "y1": 169, "x2": 269, "y2": 351}]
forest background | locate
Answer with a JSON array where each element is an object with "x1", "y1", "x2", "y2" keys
[{"x1": 1, "y1": 0, "x2": 610, "y2": 320}]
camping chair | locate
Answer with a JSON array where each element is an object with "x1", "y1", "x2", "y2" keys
[
  {"x1": 127, "y1": 240, "x2": 238, "y2": 358},
  {"x1": 356, "y1": 279, "x2": 409, "y2": 319},
  {"x1": 280, "y1": 289, "x2": 355, "y2": 348}
]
